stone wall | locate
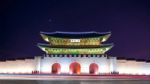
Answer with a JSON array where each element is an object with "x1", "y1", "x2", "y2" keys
[
  {"x1": 40, "y1": 55, "x2": 115, "y2": 74},
  {"x1": 0, "y1": 59, "x2": 36, "y2": 74},
  {"x1": 116, "y1": 60, "x2": 150, "y2": 75}
]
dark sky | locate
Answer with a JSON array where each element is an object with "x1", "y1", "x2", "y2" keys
[{"x1": 0, "y1": 0, "x2": 150, "y2": 60}]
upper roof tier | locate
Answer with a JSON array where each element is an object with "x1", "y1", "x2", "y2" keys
[
  {"x1": 40, "y1": 31, "x2": 111, "y2": 38},
  {"x1": 40, "y1": 31, "x2": 111, "y2": 44}
]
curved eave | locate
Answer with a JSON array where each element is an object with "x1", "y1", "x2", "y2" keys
[
  {"x1": 40, "y1": 31, "x2": 111, "y2": 39},
  {"x1": 101, "y1": 33, "x2": 111, "y2": 42},
  {"x1": 38, "y1": 43, "x2": 113, "y2": 54},
  {"x1": 38, "y1": 43, "x2": 113, "y2": 48},
  {"x1": 40, "y1": 34, "x2": 50, "y2": 42},
  {"x1": 40, "y1": 32, "x2": 111, "y2": 43}
]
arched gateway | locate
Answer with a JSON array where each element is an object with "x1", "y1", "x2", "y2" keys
[
  {"x1": 51, "y1": 63, "x2": 61, "y2": 74},
  {"x1": 70, "y1": 62, "x2": 81, "y2": 74},
  {"x1": 89, "y1": 63, "x2": 99, "y2": 74}
]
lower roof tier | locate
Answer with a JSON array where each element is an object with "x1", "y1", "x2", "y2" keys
[{"x1": 38, "y1": 43, "x2": 113, "y2": 54}]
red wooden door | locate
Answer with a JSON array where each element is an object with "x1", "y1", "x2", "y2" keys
[
  {"x1": 51, "y1": 63, "x2": 61, "y2": 74},
  {"x1": 89, "y1": 63, "x2": 99, "y2": 74},
  {"x1": 70, "y1": 62, "x2": 81, "y2": 74}
]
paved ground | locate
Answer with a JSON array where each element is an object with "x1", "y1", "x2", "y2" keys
[
  {"x1": 0, "y1": 80, "x2": 150, "y2": 84},
  {"x1": 0, "y1": 74, "x2": 150, "y2": 80},
  {"x1": 0, "y1": 74, "x2": 150, "y2": 84}
]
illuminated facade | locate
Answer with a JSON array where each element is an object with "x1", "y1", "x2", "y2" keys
[
  {"x1": 0, "y1": 31, "x2": 150, "y2": 75},
  {"x1": 38, "y1": 31, "x2": 114, "y2": 74}
]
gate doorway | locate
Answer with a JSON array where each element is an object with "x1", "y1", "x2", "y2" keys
[{"x1": 70, "y1": 62, "x2": 81, "y2": 74}]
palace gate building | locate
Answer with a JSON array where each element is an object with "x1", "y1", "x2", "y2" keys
[{"x1": 0, "y1": 31, "x2": 150, "y2": 75}]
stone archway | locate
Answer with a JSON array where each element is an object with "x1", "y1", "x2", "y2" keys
[
  {"x1": 51, "y1": 63, "x2": 61, "y2": 74},
  {"x1": 69, "y1": 62, "x2": 81, "y2": 74},
  {"x1": 89, "y1": 63, "x2": 99, "y2": 74}
]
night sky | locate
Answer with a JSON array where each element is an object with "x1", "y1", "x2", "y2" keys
[{"x1": 0, "y1": 0, "x2": 150, "y2": 60}]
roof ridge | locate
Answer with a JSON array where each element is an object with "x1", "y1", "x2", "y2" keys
[{"x1": 40, "y1": 31, "x2": 111, "y2": 34}]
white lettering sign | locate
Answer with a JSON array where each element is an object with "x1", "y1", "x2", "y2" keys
[{"x1": 70, "y1": 39, "x2": 80, "y2": 42}]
